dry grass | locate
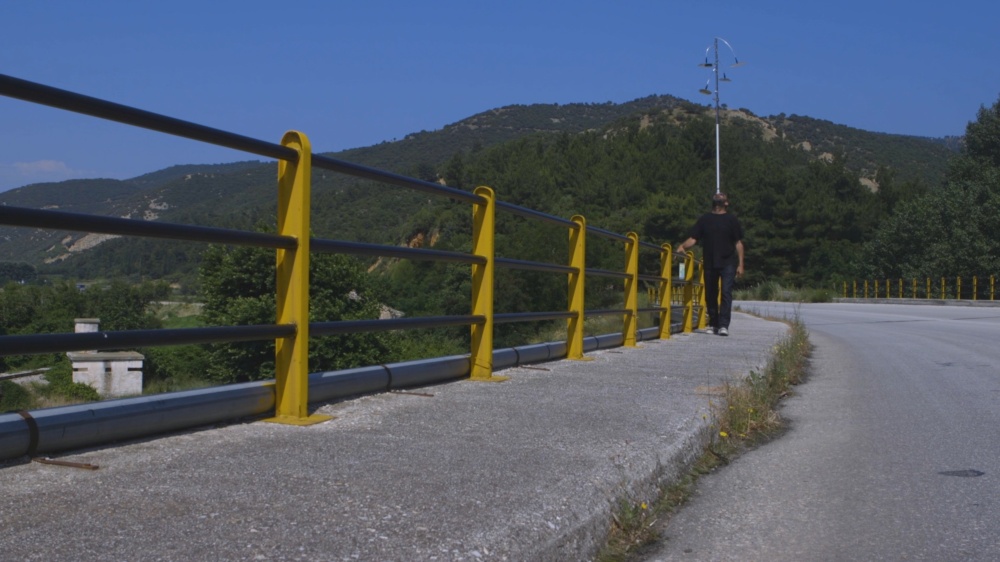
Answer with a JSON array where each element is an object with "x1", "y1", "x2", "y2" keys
[{"x1": 596, "y1": 318, "x2": 810, "y2": 562}]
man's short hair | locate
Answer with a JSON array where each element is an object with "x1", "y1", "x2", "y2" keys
[{"x1": 712, "y1": 193, "x2": 728, "y2": 207}]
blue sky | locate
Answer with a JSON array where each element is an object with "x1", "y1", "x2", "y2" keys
[{"x1": 2, "y1": 0, "x2": 998, "y2": 192}]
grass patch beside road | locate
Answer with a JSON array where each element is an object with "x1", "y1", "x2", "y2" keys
[{"x1": 597, "y1": 318, "x2": 811, "y2": 562}]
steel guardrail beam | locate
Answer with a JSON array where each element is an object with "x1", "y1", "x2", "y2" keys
[
  {"x1": 586, "y1": 268, "x2": 630, "y2": 280},
  {"x1": 586, "y1": 225, "x2": 630, "y2": 243},
  {"x1": 0, "y1": 73, "x2": 296, "y2": 162},
  {"x1": 311, "y1": 238, "x2": 484, "y2": 264},
  {"x1": 0, "y1": 205, "x2": 295, "y2": 248},
  {"x1": 495, "y1": 201, "x2": 577, "y2": 228},
  {"x1": 310, "y1": 315, "x2": 484, "y2": 336},
  {"x1": 494, "y1": 311, "x2": 575, "y2": 324},
  {"x1": 638, "y1": 273, "x2": 669, "y2": 283},
  {"x1": 495, "y1": 257, "x2": 575, "y2": 274},
  {"x1": 311, "y1": 154, "x2": 483, "y2": 205},
  {"x1": 585, "y1": 308, "x2": 629, "y2": 317},
  {"x1": 0, "y1": 325, "x2": 295, "y2": 356}
]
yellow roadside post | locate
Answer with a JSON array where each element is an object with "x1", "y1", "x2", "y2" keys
[
  {"x1": 265, "y1": 131, "x2": 331, "y2": 426},
  {"x1": 696, "y1": 262, "x2": 710, "y2": 330},
  {"x1": 470, "y1": 186, "x2": 507, "y2": 382},
  {"x1": 681, "y1": 252, "x2": 695, "y2": 332},
  {"x1": 623, "y1": 232, "x2": 639, "y2": 347},
  {"x1": 566, "y1": 215, "x2": 591, "y2": 360},
  {"x1": 658, "y1": 244, "x2": 672, "y2": 340}
]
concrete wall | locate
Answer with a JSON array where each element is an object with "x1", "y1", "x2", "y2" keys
[{"x1": 68, "y1": 352, "x2": 144, "y2": 397}]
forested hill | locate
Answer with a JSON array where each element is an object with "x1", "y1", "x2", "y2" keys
[
  {"x1": 335, "y1": 95, "x2": 697, "y2": 173},
  {"x1": 0, "y1": 94, "x2": 958, "y2": 288},
  {"x1": 770, "y1": 114, "x2": 955, "y2": 188}
]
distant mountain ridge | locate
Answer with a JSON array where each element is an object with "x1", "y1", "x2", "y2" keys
[{"x1": 0, "y1": 95, "x2": 958, "y2": 272}]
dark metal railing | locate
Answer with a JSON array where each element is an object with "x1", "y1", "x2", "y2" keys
[{"x1": 0, "y1": 72, "x2": 700, "y2": 427}]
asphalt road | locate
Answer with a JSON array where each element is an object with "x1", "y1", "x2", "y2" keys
[{"x1": 642, "y1": 301, "x2": 1000, "y2": 561}]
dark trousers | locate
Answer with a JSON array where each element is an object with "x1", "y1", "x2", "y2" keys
[{"x1": 704, "y1": 264, "x2": 737, "y2": 329}]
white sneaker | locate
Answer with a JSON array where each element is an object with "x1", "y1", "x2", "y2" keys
[
  {"x1": 718, "y1": 327, "x2": 729, "y2": 337},
  {"x1": 699, "y1": 327, "x2": 717, "y2": 335}
]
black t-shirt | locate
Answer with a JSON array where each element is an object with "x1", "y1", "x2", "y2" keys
[{"x1": 689, "y1": 212, "x2": 743, "y2": 269}]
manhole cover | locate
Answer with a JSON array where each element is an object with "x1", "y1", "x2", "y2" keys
[{"x1": 938, "y1": 469, "x2": 985, "y2": 477}]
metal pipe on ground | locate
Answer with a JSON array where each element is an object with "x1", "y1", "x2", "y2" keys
[{"x1": 0, "y1": 333, "x2": 643, "y2": 462}]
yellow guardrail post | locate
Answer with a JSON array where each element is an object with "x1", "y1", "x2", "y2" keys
[
  {"x1": 266, "y1": 131, "x2": 331, "y2": 426},
  {"x1": 926, "y1": 277, "x2": 931, "y2": 299},
  {"x1": 853, "y1": 280, "x2": 857, "y2": 298},
  {"x1": 681, "y1": 251, "x2": 695, "y2": 333},
  {"x1": 957, "y1": 276, "x2": 962, "y2": 300},
  {"x1": 941, "y1": 277, "x2": 946, "y2": 299},
  {"x1": 912, "y1": 278, "x2": 917, "y2": 298},
  {"x1": 658, "y1": 244, "x2": 672, "y2": 339},
  {"x1": 864, "y1": 280, "x2": 869, "y2": 299},
  {"x1": 973, "y1": 276, "x2": 978, "y2": 300},
  {"x1": 470, "y1": 186, "x2": 506, "y2": 382},
  {"x1": 875, "y1": 279, "x2": 879, "y2": 299},
  {"x1": 566, "y1": 215, "x2": 589, "y2": 360},
  {"x1": 623, "y1": 232, "x2": 639, "y2": 347},
  {"x1": 898, "y1": 278, "x2": 903, "y2": 299},
  {"x1": 992, "y1": 275, "x2": 995, "y2": 300},
  {"x1": 696, "y1": 262, "x2": 709, "y2": 330}
]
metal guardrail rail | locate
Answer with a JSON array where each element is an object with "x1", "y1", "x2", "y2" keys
[{"x1": 0, "y1": 73, "x2": 707, "y2": 460}]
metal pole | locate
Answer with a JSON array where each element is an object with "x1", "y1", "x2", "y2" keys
[
  {"x1": 700, "y1": 38, "x2": 742, "y2": 195},
  {"x1": 713, "y1": 38, "x2": 721, "y2": 194}
]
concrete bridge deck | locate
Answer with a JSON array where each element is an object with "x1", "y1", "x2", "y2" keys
[{"x1": 0, "y1": 313, "x2": 789, "y2": 562}]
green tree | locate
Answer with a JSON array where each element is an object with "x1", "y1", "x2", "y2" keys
[
  {"x1": 863, "y1": 94, "x2": 1000, "y2": 280},
  {"x1": 199, "y1": 241, "x2": 402, "y2": 383},
  {"x1": 0, "y1": 262, "x2": 36, "y2": 285},
  {"x1": 959, "y1": 95, "x2": 1000, "y2": 173},
  {"x1": 1, "y1": 380, "x2": 35, "y2": 412},
  {"x1": 0, "y1": 280, "x2": 167, "y2": 372}
]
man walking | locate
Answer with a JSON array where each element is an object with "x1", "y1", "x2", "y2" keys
[{"x1": 676, "y1": 192, "x2": 745, "y2": 336}]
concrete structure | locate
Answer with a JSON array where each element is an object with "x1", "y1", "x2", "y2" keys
[
  {"x1": 1, "y1": 314, "x2": 789, "y2": 561},
  {"x1": 68, "y1": 319, "x2": 144, "y2": 397}
]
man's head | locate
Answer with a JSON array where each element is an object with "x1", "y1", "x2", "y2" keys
[{"x1": 712, "y1": 192, "x2": 729, "y2": 210}]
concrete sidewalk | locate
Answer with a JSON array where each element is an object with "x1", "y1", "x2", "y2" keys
[{"x1": 0, "y1": 313, "x2": 789, "y2": 562}]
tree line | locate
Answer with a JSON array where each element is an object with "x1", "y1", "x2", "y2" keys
[{"x1": 862, "y1": 95, "x2": 1000, "y2": 280}]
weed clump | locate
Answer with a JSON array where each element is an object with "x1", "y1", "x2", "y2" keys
[
  {"x1": 736, "y1": 282, "x2": 834, "y2": 303},
  {"x1": 597, "y1": 318, "x2": 810, "y2": 562}
]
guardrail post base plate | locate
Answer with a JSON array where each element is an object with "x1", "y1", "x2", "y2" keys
[
  {"x1": 468, "y1": 375, "x2": 510, "y2": 383},
  {"x1": 262, "y1": 413, "x2": 333, "y2": 426}
]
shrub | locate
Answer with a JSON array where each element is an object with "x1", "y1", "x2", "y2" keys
[
  {"x1": 38, "y1": 360, "x2": 100, "y2": 403},
  {"x1": 0, "y1": 380, "x2": 35, "y2": 413}
]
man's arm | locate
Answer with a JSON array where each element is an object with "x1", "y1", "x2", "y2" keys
[
  {"x1": 735, "y1": 240, "x2": 745, "y2": 277},
  {"x1": 676, "y1": 237, "x2": 697, "y2": 254}
]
